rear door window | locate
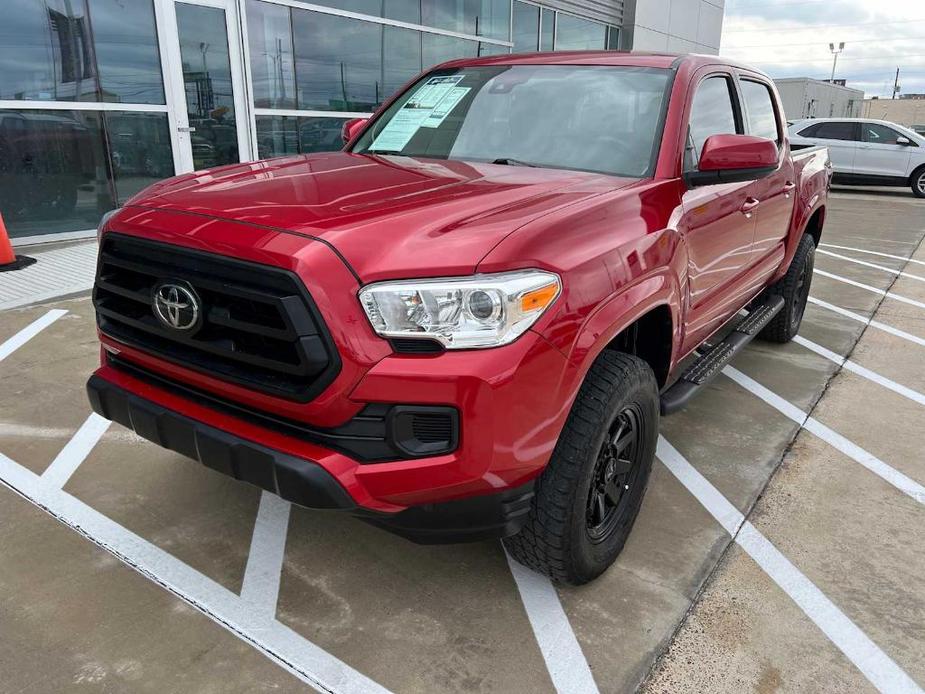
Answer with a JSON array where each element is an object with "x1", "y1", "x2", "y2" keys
[
  {"x1": 740, "y1": 79, "x2": 780, "y2": 143},
  {"x1": 809, "y1": 121, "x2": 860, "y2": 141}
]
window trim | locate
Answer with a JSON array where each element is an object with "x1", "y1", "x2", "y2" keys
[{"x1": 683, "y1": 71, "x2": 744, "y2": 173}]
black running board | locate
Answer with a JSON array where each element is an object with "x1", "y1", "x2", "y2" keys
[{"x1": 660, "y1": 295, "x2": 785, "y2": 415}]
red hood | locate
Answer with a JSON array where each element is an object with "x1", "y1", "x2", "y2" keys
[{"x1": 127, "y1": 152, "x2": 636, "y2": 281}]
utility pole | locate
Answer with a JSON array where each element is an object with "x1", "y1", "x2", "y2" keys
[
  {"x1": 892, "y1": 67, "x2": 901, "y2": 99},
  {"x1": 829, "y1": 42, "x2": 845, "y2": 82}
]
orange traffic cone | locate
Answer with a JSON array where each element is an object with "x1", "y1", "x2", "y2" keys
[{"x1": 0, "y1": 211, "x2": 36, "y2": 272}]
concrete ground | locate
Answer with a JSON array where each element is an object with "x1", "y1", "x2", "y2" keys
[{"x1": 0, "y1": 187, "x2": 923, "y2": 693}]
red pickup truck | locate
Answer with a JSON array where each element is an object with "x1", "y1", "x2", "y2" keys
[{"x1": 87, "y1": 52, "x2": 830, "y2": 584}]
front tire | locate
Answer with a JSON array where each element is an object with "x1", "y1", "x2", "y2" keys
[
  {"x1": 503, "y1": 351, "x2": 658, "y2": 585},
  {"x1": 912, "y1": 166, "x2": 925, "y2": 199},
  {"x1": 759, "y1": 233, "x2": 816, "y2": 343}
]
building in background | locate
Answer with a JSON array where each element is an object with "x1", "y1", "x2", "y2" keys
[
  {"x1": 774, "y1": 77, "x2": 864, "y2": 122},
  {"x1": 861, "y1": 98, "x2": 925, "y2": 131},
  {"x1": 0, "y1": 0, "x2": 724, "y2": 244},
  {"x1": 621, "y1": 0, "x2": 723, "y2": 54}
]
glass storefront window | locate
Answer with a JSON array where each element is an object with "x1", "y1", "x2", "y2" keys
[
  {"x1": 87, "y1": 0, "x2": 165, "y2": 104},
  {"x1": 256, "y1": 115, "x2": 349, "y2": 158},
  {"x1": 293, "y1": 10, "x2": 382, "y2": 112},
  {"x1": 0, "y1": 109, "x2": 173, "y2": 237},
  {"x1": 0, "y1": 0, "x2": 164, "y2": 104},
  {"x1": 176, "y1": 3, "x2": 240, "y2": 169},
  {"x1": 606, "y1": 26, "x2": 620, "y2": 50},
  {"x1": 540, "y1": 9, "x2": 554, "y2": 50},
  {"x1": 106, "y1": 112, "x2": 174, "y2": 201},
  {"x1": 554, "y1": 14, "x2": 607, "y2": 50},
  {"x1": 383, "y1": 26, "x2": 423, "y2": 98},
  {"x1": 246, "y1": 0, "x2": 297, "y2": 108},
  {"x1": 384, "y1": 0, "x2": 421, "y2": 24},
  {"x1": 423, "y1": 34, "x2": 478, "y2": 70},
  {"x1": 423, "y1": 0, "x2": 510, "y2": 41},
  {"x1": 512, "y1": 2, "x2": 540, "y2": 53}
]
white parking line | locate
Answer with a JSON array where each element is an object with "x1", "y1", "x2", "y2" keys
[
  {"x1": 817, "y1": 249, "x2": 925, "y2": 283},
  {"x1": 807, "y1": 297, "x2": 925, "y2": 348},
  {"x1": 657, "y1": 437, "x2": 923, "y2": 694},
  {"x1": 0, "y1": 451, "x2": 392, "y2": 693},
  {"x1": 240, "y1": 491, "x2": 292, "y2": 622},
  {"x1": 506, "y1": 550, "x2": 600, "y2": 694},
  {"x1": 793, "y1": 336, "x2": 925, "y2": 407},
  {"x1": 814, "y1": 269, "x2": 925, "y2": 310},
  {"x1": 820, "y1": 243, "x2": 925, "y2": 268},
  {"x1": 41, "y1": 413, "x2": 111, "y2": 489},
  {"x1": 0, "y1": 309, "x2": 68, "y2": 362},
  {"x1": 723, "y1": 367, "x2": 925, "y2": 505}
]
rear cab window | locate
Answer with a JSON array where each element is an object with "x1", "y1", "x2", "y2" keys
[{"x1": 685, "y1": 75, "x2": 741, "y2": 170}]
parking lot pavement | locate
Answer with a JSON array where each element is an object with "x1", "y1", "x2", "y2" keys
[
  {"x1": 1, "y1": 191, "x2": 923, "y2": 693},
  {"x1": 645, "y1": 220, "x2": 925, "y2": 693}
]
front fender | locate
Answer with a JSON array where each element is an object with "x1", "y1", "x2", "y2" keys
[{"x1": 568, "y1": 271, "x2": 682, "y2": 375}]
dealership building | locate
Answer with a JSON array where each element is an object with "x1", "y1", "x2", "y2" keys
[{"x1": 0, "y1": 0, "x2": 723, "y2": 244}]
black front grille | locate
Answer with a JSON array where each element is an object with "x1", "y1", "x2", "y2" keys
[{"x1": 94, "y1": 233, "x2": 340, "y2": 402}]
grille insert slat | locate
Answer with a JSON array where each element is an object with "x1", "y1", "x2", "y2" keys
[{"x1": 94, "y1": 234, "x2": 341, "y2": 402}]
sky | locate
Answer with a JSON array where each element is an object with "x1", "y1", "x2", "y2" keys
[{"x1": 720, "y1": 0, "x2": 925, "y2": 98}]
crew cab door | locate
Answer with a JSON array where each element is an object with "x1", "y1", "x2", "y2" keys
[
  {"x1": 855, "y1": 122, "x2": 914, "y2": 179},
  {"x1": 738, "y1": 76, "x2": 795, "y2": 262},
  {"x1": 678, "y1": 72, "x2": 758, "y2": 351}
]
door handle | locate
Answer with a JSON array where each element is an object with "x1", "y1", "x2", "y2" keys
[
  {"x1": 783, "y1": 181, "x2": 796, "y2": 198},
  {"x1": 741, "y1": 197, "x2": 760, "y2": 217}
]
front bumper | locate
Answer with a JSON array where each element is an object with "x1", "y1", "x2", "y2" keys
[{"x1": 86, "y1": 371, "x2": 540, "y2": 543}]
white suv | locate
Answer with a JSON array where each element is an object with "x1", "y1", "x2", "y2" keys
[{"x1": 789, "y1": 118, "x2": 925, "y2": 198}]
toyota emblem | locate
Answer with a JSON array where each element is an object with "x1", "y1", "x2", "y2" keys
[{"x1": 152, "y1": 281, "x2": 201, "y2": 331}]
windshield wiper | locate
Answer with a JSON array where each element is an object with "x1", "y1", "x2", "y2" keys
[
  {"x1": 491, "y1": 157, "x2": 540, "y2": 167},
  {"x1": 365, "y1": 149, "x2": 403, "y2": 155}
]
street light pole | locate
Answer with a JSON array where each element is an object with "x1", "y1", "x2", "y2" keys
[{"x1": 829, "y1": 42, "x2": 845, "y2": 82}]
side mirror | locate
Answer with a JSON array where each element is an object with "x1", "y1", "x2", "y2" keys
[
  {"x1": 686, "y1": 134, "x2": 779, "y2": 187},
  {"x1": 896, "y1": 136, "x2": 912, "y2": 146},
  {"x1": 342, "y1": 118, "x2": 368, "y2": 145}
]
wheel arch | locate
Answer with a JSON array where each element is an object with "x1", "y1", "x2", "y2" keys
[
  {"x1": 910, "y1": 163, "x2": 925, "y2": 186},
  {"x1": 803, "y1": 205, "x2": 825, "y2": 246},
  {"x1": 566, "y1": 272, "x2": 681, "y2": 392}
]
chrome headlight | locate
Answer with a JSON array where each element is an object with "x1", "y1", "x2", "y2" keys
[{"x1": 358, "y1": 270, "x2": 561, "y2": 349}]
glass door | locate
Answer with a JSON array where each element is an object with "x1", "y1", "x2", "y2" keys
[{"x1": 168, "y1": 0, "x2": 252, "y2": 172}]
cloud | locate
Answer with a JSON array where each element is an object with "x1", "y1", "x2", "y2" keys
[{"x1": 721, "y1": 0, "x2": 925, "y2": 97}]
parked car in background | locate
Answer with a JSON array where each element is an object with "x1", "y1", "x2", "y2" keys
[
  {"x1": 789, "y1": 117, "x2": 925, "y2": 198},
  {"x1": 913, "y1": 124, "x2": 925, "y2": 137},
  {"x1": 88, "y1": 53, "x2": 830, "y2": 584}
]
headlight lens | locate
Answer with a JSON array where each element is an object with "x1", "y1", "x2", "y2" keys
[{"x1": 359, "y1": 270, "x2": 561, "y2": 349}]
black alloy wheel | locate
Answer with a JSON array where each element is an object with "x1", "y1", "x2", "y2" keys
[{"x1": 586, "y1": 404, "x2": 644, "y2": 542}]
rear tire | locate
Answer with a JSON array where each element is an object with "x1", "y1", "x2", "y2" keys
[
  {"x1": 503, "y1": 351, "x2": 658, "y2": 585},
  {"x1": 912, "y1": 166, "x2": 925, "y2": 199},
  {"x1": 758, "y1": 233, "x2": 815, "y2": 343}
]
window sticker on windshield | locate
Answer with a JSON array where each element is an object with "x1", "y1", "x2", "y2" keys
[
  {"x1": 369, "y1": 109, "x2": 431, "y2": 152},
  {"x1": 421, "y1": 87, "x2": 470, "y2": 128},
  {"x1": 369, "y1": 75, "x2": 466, "y2": 152},
  {"x1": 406, "y1": 75, "x2": 464, "y2": 109}
]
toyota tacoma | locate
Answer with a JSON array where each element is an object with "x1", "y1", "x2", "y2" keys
[{"x1": 87, "y1": 52, "x2": 830, "y2": 584}]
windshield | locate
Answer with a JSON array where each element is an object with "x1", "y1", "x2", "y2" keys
[{"x1": 351, "y1": 65, "x2": 671, "y2": 178}]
